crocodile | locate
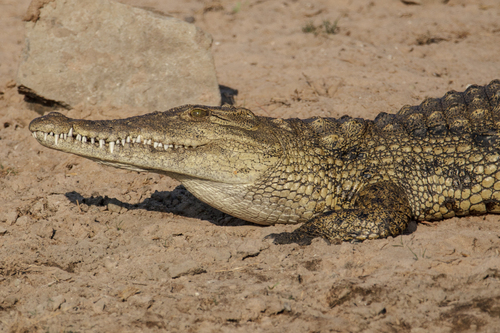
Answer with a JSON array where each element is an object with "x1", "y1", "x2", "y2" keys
[{"x1": 29, "y1": 80, "x2": 500, "y2": 245}]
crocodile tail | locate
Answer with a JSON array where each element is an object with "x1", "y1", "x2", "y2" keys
[{"x1": 384, "y1": 80, "x2": 500, "y2": 142}]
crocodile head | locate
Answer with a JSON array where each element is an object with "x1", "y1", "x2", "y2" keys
[{"x1": 29, "y1": 105, "x2": 285, "y2": 223}]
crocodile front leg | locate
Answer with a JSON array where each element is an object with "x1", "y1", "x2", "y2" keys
[{"x1": 267, "y1": 181, "x2": 413, "y2": 245}]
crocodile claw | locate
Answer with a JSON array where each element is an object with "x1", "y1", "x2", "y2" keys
[{"x1": 264, "y1": 232, "x2": 314, "y2": 246}]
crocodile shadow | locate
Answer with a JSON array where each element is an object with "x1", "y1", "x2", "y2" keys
[{"x1": 65, "y1": 184, "x2": 254, "y2": 227}]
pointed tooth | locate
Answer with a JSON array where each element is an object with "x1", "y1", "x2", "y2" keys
[
  {"x1": 154, "y1": 142, "x2": 158, "y2": 148},
  {"x1": 32, "y1": 132, "x2": 37, "y2": 138},
  {"x1": 126, "y1": 136, "x2": 131, "y2": 143},
  {"x1": 60, "y1": 134, "x2": 64, "y2": 139},
  {"x1": 99, "y1": 139, "x2": 105, "y2": 148},
  {"x1": 63, "y1": 133, "x2": 67, "y2": 140},
  {"x1": 82, "y1": 136, "x2": 87, "y2": 143},
  {"x1": 168, "y1": 144, "x2": 173, "y2": 148},
  {"x1": 164, "y1": 145, "x2": 168, "y2": 150},
  {"x1": 91, "y1": 138, "x2": 95, "y2": 144},
  {"x1": 174, "y1": 145, "x2": 179, "y2": 149},
  {"x1": 122, "y1": 139, "x2": 126, "y2": 146},
  {"x1": 110, "y1": 141, "x2": 115, "y2": 153},
  {"x1": 44, "y1": 133, "x2": 48, "y2": 140},
  {"x1": 55, "y1": 134, "x2": 58, "y2": 145},
  {"x1": 136, "y1": 135, "x2": 141, "y2": 143},
  {"x1": 116, "y1": 140, "x2": 120, "y2": 146},
  {"x1": 158, "y1": 143, "x2": 163, "y2": 148},
  {"x1": 132, "y1": 138, "x2": 136, "y2": 143},
  {"x1": 68, "y1": 128, "x2": 73, "y2": 137},
  {"x1": 49, "y1": 132, "x2": 54, "y2": 136},
  {"x1": 147, "y1": 139, "x2": 151, "y2": 145},
  {"x1": 76, "y1": 134, "x2": 82, "y2": 141}
]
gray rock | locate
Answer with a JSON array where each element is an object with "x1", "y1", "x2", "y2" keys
[{"x1": 17, "y1": 0, "x2": 220, "y2": 112}]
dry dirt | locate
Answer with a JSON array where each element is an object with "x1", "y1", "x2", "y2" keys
[{"x1": 1, "y1": 0, "x2": 500, "y2": 332}]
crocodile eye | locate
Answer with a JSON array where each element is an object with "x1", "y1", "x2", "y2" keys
[{"x1": 190, "y1": 109, "x2": 209, "y2": 118}]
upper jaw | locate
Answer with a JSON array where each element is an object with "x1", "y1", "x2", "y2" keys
[
  {"x1": 30, "y1": 126, "x2": 202, "y2": 154},
  {"x1": 29, "y1": 111, "x2": 206, "y2": 155}
]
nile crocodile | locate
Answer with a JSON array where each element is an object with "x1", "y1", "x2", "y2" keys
[{"x1": 29, "y1": 80, "x2": 500, "y2": 245}]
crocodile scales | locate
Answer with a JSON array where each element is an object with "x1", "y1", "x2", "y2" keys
[{"x1": 29, "y1": 80, "x2": 500, "y2": 244}]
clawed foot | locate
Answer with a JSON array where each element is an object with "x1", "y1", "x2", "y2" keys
[{"x1": 264, "y1": 231, "x2": 315, "y2": 245}]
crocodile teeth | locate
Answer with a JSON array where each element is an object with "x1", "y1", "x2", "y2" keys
[{"x1": 32, "y1": 129, "x2": 199, "y2": 153}]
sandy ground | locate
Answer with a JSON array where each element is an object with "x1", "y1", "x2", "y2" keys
[{"x1": 1, "y1": 0, "x2": 500, "y2": 332}]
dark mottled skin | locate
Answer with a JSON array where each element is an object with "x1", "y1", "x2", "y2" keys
[{"x1": 29, "y1": 80, "x2": 500, "y2": 244}]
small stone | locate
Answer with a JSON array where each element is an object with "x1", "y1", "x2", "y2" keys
[
  {"x1": 92, "y1": 298, "x2": 106, "y2": 313},
  {"x1": 236, "y1": 239, "x2": 264, "y2": 260},
  {"x1": 117, "y1": 286, "x2": 140, "y2": 301},
  {"x1": 244, "y1": 297, "x2": 266, "y2": 320},
  {"x1": 15, "y1": 215, "x2": 32, "y2": 228},
  {"x1": 203, "y1": 247, "x2": 231, "y2": 262},
  {"x1": 48, "y1": 295, "x2": 66, "y2": 311},
  {"x1": 107, "y1": 203, "x2": 122, "y2": 213},
  {"x1": 33, "y1": 223, "x2": 54, "y2": 238},
  {"x1": 265, "y1": 299, "x2": 285, "y2": 315},
  {"x1": 128, "y1": 294, "x2": 154, "y2": 308},
  {"x1": 169, "y1": 260, "x2": 206, "y2": 279},
  {"x1": 0, "y1": 296, "x2": 18, "y2": 309},
  {"x1": 1, "y1": 211, "x2": 18, "y2": 225},
  {"x1": 60, "y1": 302, "x2": 73, "y2": 312},
  {"x1": 103, "y1": 257, "x2": 118, "y2": 271},
  {"x1": 47, "y1": 194, "x2": 68, "y2": 211}
]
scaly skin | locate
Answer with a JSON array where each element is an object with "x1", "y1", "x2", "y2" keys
[{"x1": 29, "y1": 80, "x2": 500, "y2": 244}]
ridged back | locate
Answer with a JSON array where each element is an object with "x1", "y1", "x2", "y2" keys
[{"x1": 375, "y1": 79, "x2": 500, "y2": 140}]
